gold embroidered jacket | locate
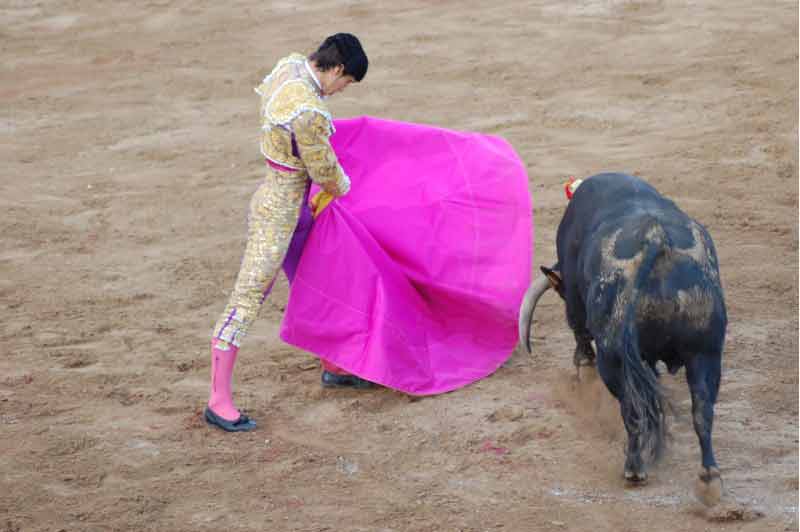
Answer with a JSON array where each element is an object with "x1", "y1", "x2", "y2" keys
[{"x1": 255, "y1": 54, "x2": 350, "y2": 196}]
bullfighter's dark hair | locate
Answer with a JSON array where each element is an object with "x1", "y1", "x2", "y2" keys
[{"x1": 309, "y1": 33, "x2": 368, "y2": 82}]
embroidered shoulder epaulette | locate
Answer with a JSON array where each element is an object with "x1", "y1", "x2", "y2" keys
[{"x1": 265, "y1": 80, "x2": 332, "y2": 130}]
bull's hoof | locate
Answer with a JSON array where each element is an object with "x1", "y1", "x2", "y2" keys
[
  {"x1": 575, "y1": 358, "x2": 595, "y2": 379},
  {"x1": 574, "y1": 361, "x2": 596, "y2": 381},
  {"x1": 624, "y1": 469, "x2": 648, "y2": 485},
  {"x1": 695, "y1": 467, "x2": 723, "y2": 507},
  {"x1": 573, "y1": 351, "x2": 596, "y2": 372}
]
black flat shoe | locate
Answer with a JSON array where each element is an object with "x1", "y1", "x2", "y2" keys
[
  {"x1": 204, "y1": 407, "x2": 257, "y2": 432},
  {"x1": 321, "y1": 370, "x2": 375, "y2": 389}
]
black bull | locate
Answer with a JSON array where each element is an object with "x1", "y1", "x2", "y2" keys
[{"x1": 519, "y1": 173, "x2": 726, "y2": 498}]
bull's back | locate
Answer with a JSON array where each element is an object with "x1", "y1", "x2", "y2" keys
[
  {"x1": 637, "y1": 245, "x2": 726, "y2": 360},
  {"x1": 558, "y1": 174, "x2": 674, "y2": 259}
]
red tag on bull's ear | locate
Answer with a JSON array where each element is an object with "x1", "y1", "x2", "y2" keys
[
  {"x1": 564, "y1": 176, "x2": 583, "y2": 199},
  {"x1": 564, "y1": 176, "x2": 576, "y2": 199}
]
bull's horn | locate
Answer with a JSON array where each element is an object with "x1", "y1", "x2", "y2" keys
[{"x1": 518, "y1": 275, "x2": 552, "y2": 354}]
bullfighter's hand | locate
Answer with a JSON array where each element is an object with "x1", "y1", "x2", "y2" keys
[{"x1": 311, "y1": 190, "x2": 334, "y2": 218}]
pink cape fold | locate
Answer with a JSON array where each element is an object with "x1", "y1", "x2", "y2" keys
[{"x1": 280, "y1": 116, "x2": 533, "y2": 395}]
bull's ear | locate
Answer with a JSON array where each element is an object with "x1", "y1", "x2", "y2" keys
[{"x1": 540, "y1": 266, "x2": 564, "y2": 295}]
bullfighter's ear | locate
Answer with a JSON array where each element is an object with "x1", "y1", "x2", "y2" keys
[{"x1": 540, "y1": 266, "x2": 563, "y2": 294}]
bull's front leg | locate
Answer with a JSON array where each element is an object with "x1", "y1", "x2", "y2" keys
[
  {"x1": 565, "y1": 294, "x2": 595, "y2": 375},
  {"x1": 622, "y1": 414, "x2": 647, "y2": 484},
  {"x1": 596, "y1": 349, "x2": 645, "y2": 483},
  {"x1": 573, "y1": 330, "x2": 596, "y2": 371}
]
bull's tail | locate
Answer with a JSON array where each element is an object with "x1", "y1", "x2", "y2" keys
[
  {"x1": 620, "y1": 218, "x2": 669, "y2": 464},
  {"x1": 621, "y1": 318, "x2": 667, "y2": 463}
]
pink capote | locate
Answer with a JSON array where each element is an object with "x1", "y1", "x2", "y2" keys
[{"x1": 280, "y1": 116, "x2": 532, "y2": 395}]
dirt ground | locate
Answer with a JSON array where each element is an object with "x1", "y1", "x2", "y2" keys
[{"x1": 1, "y1": 1, "x2": 797, "y2": 531}]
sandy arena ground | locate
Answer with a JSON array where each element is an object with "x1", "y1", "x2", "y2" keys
[{"x1": 1, "y1": 1, "x2": 798, "y2": 531}]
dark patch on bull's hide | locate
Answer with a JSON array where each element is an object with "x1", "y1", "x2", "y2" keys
[
  {"x1": 659, "y1": 258, "x2": 707, "y2": 291},
  {"x1": 611, "y1": 217, "x2": 669, "y2": 260},
  {"x1": 665, "y1": 222, "x2": 695, "y2": 249},
  {"x1": 613, "y1": 226, "x2": 646, "y2": 260}
]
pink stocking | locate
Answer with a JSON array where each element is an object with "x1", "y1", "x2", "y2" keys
[
  {"x1": 207, "y1": 339, "x2": 241, "y2": 421},
  {"x1": 322, "y1": 358, "x2": 351, "y2": 376}
]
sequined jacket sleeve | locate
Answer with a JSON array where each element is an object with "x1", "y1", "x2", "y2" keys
[{"x1": 292, "y1": 111, "x2": 351, "y2": 197}]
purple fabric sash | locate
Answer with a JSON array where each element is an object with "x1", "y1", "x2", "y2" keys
[{"x1": 282, "y1": 194, "x2": 313, "y2": 283}]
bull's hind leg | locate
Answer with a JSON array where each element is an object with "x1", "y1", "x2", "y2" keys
[{"x1": 686, "y1": 353, "x2": 723, "y2": 506}]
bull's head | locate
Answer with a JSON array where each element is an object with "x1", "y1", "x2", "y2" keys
[{"x1": 518, "y1": 266, "x2": 563, "y2": 354}]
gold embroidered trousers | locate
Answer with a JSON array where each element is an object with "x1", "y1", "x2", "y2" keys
[{"x1": 213, "y1": 167, "x2": 309, "y2": 347}]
